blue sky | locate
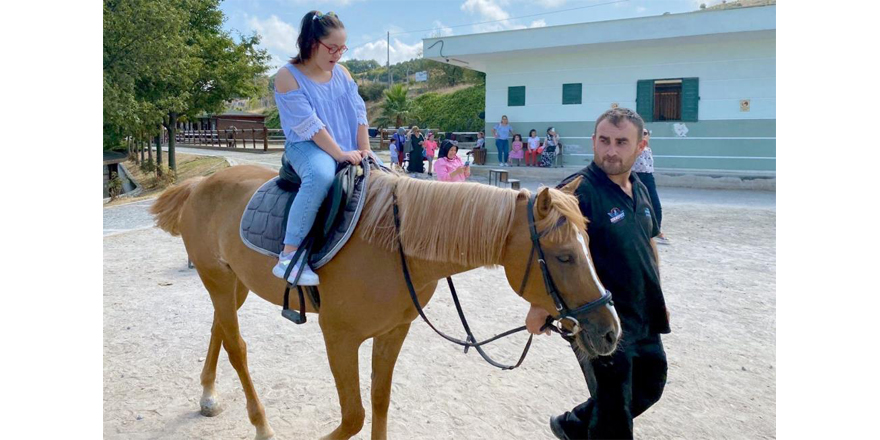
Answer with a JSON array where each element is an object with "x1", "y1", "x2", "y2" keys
[{"x1": 219, "y1": 0, "x2": 724, "y2": 73}]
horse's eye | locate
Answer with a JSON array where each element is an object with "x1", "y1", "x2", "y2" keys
[{"x1": 556, "y1": 255, "x2": 572, "y2": 263}]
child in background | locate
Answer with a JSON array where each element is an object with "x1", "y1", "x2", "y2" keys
[
  {"x1": 388, "y1": 136, "x2": 399, "y2": 171},
  {"x1": 424, "y1": 131, "x2": 438, "y2": 176},
  {"x1": 509, "y1": 133, "x2": 524, "y2": 166},
  {"x1": 475, "y1": 131, "x2": 485, "y2": 149},
  {"x1": 526, "y1": 129, "x2": 540, "y2": 166}
]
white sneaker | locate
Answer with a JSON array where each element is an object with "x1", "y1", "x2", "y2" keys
[{"x1": 272, "y1": 251, "x2": 320, "y2": 285}]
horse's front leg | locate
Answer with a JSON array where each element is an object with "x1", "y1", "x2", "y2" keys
[
  {"x1": 320, "y1": 326, "x2": 367, "y2": 440},
  {"x1": 370, "y1": 323, "x2": 412, "y2": 440}
]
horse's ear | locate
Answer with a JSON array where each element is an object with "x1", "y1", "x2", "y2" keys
[
  {"x1": 536, "y1": 187, "x2": 553, "y2": 220},
  {"x1": 559, "y1": 175, "x2": 583, "y2": 195}
]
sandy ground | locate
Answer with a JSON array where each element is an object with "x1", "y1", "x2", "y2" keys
[{"x1": 103, "y1": 200, "x2": 775, "y2": 439}]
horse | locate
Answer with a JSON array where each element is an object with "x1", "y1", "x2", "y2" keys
[{"x1": 150, "y1": 164, "x2": 620, "y2": 440}]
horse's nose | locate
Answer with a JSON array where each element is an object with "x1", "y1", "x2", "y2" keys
[{"x1": 603, "y1": 329, "x2": 616, "y2": 346}]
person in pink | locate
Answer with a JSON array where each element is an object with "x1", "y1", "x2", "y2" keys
[
  {"x1": 509, "y1": 133, "x2": 524, "y2": 166},
  {"x1": 434, "y1": 141, "x2": 470, "y2": 182},
  {"x1": 424, "y1": 131, "x2": 438, "y2": 176}
]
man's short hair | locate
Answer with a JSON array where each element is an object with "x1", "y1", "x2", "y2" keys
[{"x1": 594, "y1": 108, "x2": 646, "y2": 142}]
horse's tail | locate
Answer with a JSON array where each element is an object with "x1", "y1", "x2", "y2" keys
[{"x1": 150, "y1": 177, "x2": 204, "y2": 236}]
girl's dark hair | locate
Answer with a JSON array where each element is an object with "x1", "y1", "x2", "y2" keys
[
  {"x1": 513, "y1": 134, "x2": 522, "y2": 141},
  {"x1": 547, "y1": 126, "x2": 554, "y2": 135},
  {"x1": 438, "y1": 140, "x2": 457, "y2": 160},
  {"x1": 529, "y1": 129, "x2": 537, "y2": 137},
  {"x1": 290, "y1": 11, "x2": 345, "y2": 65}
]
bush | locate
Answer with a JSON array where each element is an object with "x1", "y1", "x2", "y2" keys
[
  {"x1": 140, "y1": 159, "x2": 156, "y2": 174},
  {"x1": 264, "y1": 106, "x2": 280, "y2": 129},
  {"x1": 358, "y1": 82, "x2": 387, "y2": 103},
  {"x1": 411, "y1": 85, "x2": 485, "y2": 132},
  {"x1": 108, "y1": 172, "x2": 123, "y2": 200}
]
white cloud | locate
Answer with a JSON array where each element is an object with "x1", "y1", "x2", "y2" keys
[
  {"x1": 461, "y1": 0, "x2": 511, "y2": 22},
  {"x1": 429, "y1": 20, "x2": 455, "y2": 38},
  {"x1": 460, "y1": 0, "x2": 548, "y2": 33},
  {"x1": 349, "y1": 38, "x2": 422, "y2": 65},
  {"x1": 529, "y1": 19, "x2": 547, "y2": 28},
  {"x1": 535, "y1": 0, "x2": 566, "y2": 7},
  {"x1": 247, "y1": 15, "x2": 299, "y2": 54}
]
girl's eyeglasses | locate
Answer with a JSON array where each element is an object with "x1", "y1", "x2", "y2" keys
[{"x1": 318, "y1": 40, "x2": 348, "y2": 55}]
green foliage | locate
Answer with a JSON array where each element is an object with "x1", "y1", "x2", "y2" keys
[
  {"x1": 103, "y1": 0, "x2": 270, "y2": 152},
  {"x1": 264, "y1": 106, "x2": 280, "y2": 129},
  {"x1": 358, "y1": 82, "x2": 386, "y2": 102},
  {"x1": 140, "y1": 158, "x2": 156, "y2": 174},
  {"x1": 411, "y1": 85, "x2": 485, "y2": 132},
  {"x1": 107, "y1": 172, "x2": 124, "y2": 200},
  {"x1": 340, "y1": 59, "x2": 380, "y2": 74},
  {"x1": 379, "y1": 84, "x2": 413, "y2": 128}
]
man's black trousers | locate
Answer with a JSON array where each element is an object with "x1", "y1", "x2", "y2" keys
[{"x1": 559, "y1": 334, "x2": 668, "y2": 439}]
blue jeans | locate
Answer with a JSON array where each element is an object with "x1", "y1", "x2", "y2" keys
[
  {"x1": 636, "y1": 172, "x2": 662, "y2": 228},
  {"x1": 283, "y1": 140, "x2": 337, "y2": 247},
  {"x1": 495, "y1": 139, "x2": 509, "y2": 163}
]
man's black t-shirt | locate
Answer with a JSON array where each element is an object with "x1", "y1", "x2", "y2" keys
[{"x1": 559, "y1": 162, "x2": 671, "y2": 341}]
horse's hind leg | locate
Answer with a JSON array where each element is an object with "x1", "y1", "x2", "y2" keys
[
  {"x1": 199, "y1": 317, "x2": 224, "y2": 416},
  {"x1": 204, "y1": 275, "x2": 275, "y2": 440},
  {"x1": 370, "y1": 323, "x2": 411, "y2": 440},
  {"x1": 200, "y1": 282, "x2": 250, "y2": 417}
]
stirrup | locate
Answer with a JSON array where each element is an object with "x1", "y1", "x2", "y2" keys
[{"x1": 281, "y1": 239, "x2": 312, "y2": 324}]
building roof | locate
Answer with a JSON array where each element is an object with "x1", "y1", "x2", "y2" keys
[
  {"x1": 103, "y1": 151, "x2": 127, "y2": 165},
  {"x1": 196, "y1": 110, "x2": 266, "y2": 119},
  {"x1": 423, "y1": 5, "x2": 775, "y2": 72}
]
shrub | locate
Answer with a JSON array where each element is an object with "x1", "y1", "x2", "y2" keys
[
  {"x1": 411, "y1": 85, "x2": 485, "y2": 132},
  {"x1": 358, "y1": 82, "x2": 387, "y2": 103}
]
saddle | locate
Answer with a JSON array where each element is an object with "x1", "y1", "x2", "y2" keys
[{"x1": 239, "y1": 154, "x2": 370, "y2": 271}]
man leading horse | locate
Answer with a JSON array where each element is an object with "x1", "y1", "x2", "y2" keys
[{"x1": 526, "y1": 108, "x2": 672, "y2": 440}]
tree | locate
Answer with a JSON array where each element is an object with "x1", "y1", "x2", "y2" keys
[
  {"x1": 379, "y1": 84, "x2": 413, "y2": 128},
  {"x1": 340, "y1": 59, "x2": 380, "y2": 74},
  {"x1": 103, "y1": 0, "x2": 269, "y2": 175}
]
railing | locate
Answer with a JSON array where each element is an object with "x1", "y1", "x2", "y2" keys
[{"x1": 176, "y1": 128, "x2": 287, "y2": 151}]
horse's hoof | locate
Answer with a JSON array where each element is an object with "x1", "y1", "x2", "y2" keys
[{"x1": 199, "y1": 396, "x2": 223, "y2": 417}]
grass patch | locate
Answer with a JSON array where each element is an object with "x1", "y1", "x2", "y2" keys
[{"x1": 106, "y1": 153, "x2": 228, "y2": 206}]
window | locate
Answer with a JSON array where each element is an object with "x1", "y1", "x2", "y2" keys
[
  {"x1": 562, "y1": 83, "x2": 582, "y2": 105},
  {"x1": 654, "y1": 80, "x2": 682, "y2": 121},
  {"x1": 508, "y1": 86, "x2": 525, "y2": 107},
  {"x1": 636, "y1": 78, "x2": 699, "y2": 122}
]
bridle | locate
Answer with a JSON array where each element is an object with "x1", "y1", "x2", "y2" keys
[{"x1": 391, "y1": 188, "x2": 614, "y2": 370}]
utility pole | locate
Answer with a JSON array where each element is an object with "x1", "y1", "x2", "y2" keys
[{"x1": 387, "y1": 31, "x2": 391, "y2": 85}]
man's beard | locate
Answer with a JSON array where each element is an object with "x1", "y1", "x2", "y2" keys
[{"x1": 595, "y1": 155, "x2": 633, "y2": 176}]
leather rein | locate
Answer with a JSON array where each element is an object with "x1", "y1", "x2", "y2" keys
[{"x1": 391, "y1": 188, "x2": 613, "y2": 370}]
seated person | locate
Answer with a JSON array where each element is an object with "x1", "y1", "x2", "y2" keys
[{"x1": 435, "y1": 141, "x2": 470, "y2": 182}]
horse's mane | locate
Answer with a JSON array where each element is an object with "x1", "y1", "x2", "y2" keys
[{"x1": 359, "y1": 171, "x2": 587, "y2": 267}]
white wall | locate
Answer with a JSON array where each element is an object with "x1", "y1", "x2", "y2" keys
[{"x1": 483, "y1": 35, "x2": 775, "y2": 123}]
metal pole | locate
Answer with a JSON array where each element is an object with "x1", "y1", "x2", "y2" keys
[{"x1": 387, "y1": 31, "x2": 391, "y2": 85}]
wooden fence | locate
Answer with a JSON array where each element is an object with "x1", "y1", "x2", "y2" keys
[{"x1": 176, "y1": 128, "x2": 286, "y2": 151}]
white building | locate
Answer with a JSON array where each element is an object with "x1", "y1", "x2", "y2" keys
[{"x1": 423, "y1": 5, "x2": 776, "y2": 175}]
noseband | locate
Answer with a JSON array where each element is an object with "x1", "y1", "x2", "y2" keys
[{"x1": 392, "y1": 190, "x2": 613, "y2": 370}]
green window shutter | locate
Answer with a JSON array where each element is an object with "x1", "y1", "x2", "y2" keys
[
  {"x1": 562, "y1": 83, "x2": 582, "y2": 105},
  {"x1": 508, "y1": 86, "x2": 525, "y2": 107},
  {"x1": 636, "y1": 80, "x2": 654, "y2": 122},
  {"x1": 681, "y1": 77, "x2": 699, "y2": 122}
]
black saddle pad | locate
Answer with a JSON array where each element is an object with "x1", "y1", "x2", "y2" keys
[{"x1": 239, "y1": 163, "x2": 370, "y2": 269}]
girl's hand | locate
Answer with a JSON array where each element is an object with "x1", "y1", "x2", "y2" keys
[{"x1": 337, "y1": 150, "x2": 362, "y2": 165}]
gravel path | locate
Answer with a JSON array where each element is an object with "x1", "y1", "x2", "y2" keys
[{"x1": 103, "y1": 178, "x2": 776, "y2": 439}]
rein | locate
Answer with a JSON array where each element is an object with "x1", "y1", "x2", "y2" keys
[{"x1": 390, "y1": 188, "x2": 613, "y2": 370}]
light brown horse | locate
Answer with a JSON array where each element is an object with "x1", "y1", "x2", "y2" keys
[{"x1": 151, "y1": 165, "x2": 620, "y2": 440}]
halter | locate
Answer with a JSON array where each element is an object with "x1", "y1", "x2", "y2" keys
[{"x1": 391, "y1": 189, "x2": 614, "y2": 370}]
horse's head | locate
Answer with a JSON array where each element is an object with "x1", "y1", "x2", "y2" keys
[{"x1": 501, "y1": 177, "x2": 620, "y2": 357}]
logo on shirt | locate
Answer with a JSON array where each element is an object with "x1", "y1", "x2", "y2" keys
[
  {"x1": 608, "y1": 207, "x2": 625, "y2": 224},
  {"x1": 644, "y1": 207, "x2": 651, "y2": 218}
]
